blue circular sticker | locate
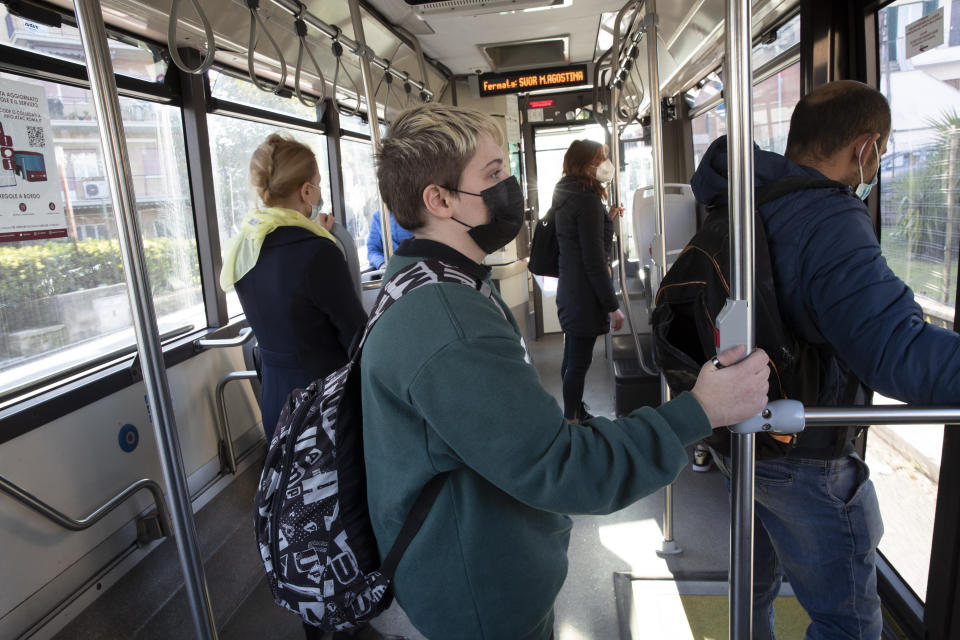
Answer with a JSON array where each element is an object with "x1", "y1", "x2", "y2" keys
[{"x1": 118, "y1": 424, "x2": 139, "y2": 452}]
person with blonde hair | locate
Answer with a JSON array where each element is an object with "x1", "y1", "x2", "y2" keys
[
  {"x1": 362, "y1": 102, "x2": 771, "y2": 639},
  {"x1": 220, "y1": 133, "x2": 366, "y2": 442}
]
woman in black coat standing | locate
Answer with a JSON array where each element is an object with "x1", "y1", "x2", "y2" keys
[
  {"x1": 219, "y1": 133, "x2": 367, "y2": 441},
  {"x1": 554, "y1": 139, "x2": 624, "y2": 422}
]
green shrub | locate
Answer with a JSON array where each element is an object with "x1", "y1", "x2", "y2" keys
[{"x1": 0, "y1": 237, "x2": 200, "y2": 308}]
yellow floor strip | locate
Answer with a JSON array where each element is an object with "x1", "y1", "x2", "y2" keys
[{"x1": 624, "y1": 579, "x2": 811, "y2": 639}]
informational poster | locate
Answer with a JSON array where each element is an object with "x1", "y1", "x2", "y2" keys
[
  {"x1": 905, "y1": 7, "x2": 944, "y2": 59},
  {"x1": 0, "y1": 78, "x2": 66, "y2": 242}
]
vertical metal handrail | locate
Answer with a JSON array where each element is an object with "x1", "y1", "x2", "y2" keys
[
  {"x1": 71, "y1": 2, "x2": 217, "y2": 638},
  {"x1": 348, "y1": 0, "x2": 393, "y2": 265},
  {"x1": 724, "y1": 0, "x2": 757, "y2": 637},
  {"x1": 640, "y1": 1, "x2": 682, "y2": 557},
  {"x1": 610, "y1": 0, "x2": 654, "y2": 378},
  {"x1": 0, "y1": 475, "x2": 172, "y2": 537}
]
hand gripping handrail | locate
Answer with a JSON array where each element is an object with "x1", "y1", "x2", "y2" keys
[
  {"x1": 167, "y1": 0, "x2": 216, "y2": 74},
  {"x1": 245, "y1": 0, "x2": 288, "y2": 93},
  {"x1": 0, "y1": 474, "x2": 172, "y2": 541}
]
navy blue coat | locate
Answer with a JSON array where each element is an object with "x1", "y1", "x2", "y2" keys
[
  {"x1": 692, "y1": 137, "x2": 960, "y2": 450},
  {"x1": 234, "y1": 226, "x2": 367, "y2": 439},
  {"x1": 554, "y1": 177, "x2": 619, "y2": 336}
]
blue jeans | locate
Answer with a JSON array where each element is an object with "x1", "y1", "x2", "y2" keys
[{"x1": 712, "y1": 448, "x2": 884, "y2": 639}]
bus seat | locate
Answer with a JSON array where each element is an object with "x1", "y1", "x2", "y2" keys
[
  {"x1": 632, "y1": 183, "x2": 697, "y2": 294},
  {"x1": 331, "y1": 221, "x2": 362, "y2": 300}
]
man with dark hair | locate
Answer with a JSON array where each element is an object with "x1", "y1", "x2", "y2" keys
[
  {"x1": 784, "y1": 80, "x2": 892, "y2": 161},
  {"x1": 691, "y1": 79, "x2": 960, "y2": 638}
]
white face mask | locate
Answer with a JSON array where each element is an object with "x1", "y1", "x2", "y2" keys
[
  {"x1": 306, "y1": 182, "x2": 323, "y2": 219},
  {"x1": 594, "y1": 159, "x2": 615, "y2": 183},
  {"x1": 854, "y1": 140, "x2": 880, "y2": 201}
]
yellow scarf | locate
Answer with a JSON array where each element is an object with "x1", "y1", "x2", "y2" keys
[{"x1": 219, "y1": 207, "x2": 338, "y2": 291}]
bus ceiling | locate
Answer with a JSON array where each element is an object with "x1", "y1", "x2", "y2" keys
[{"x1": 34, "y1": 0, "x2": 800, "y2": 105}]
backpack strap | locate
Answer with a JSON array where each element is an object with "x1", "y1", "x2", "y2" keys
[
  {"x1": 348, "y1": 258, "x2": 492, "y2": 360},
  {"x1": 706, "y1": 176, "x2": 845, "y2": 211},
  {"x1": 378, "y1": 471, "x2": 451, "y2": 580},
  {"x1": 755, "y1": 176, "x2": 846, "y2": 206},
  {"x1": 354, "y1": 258, "x2": 499, "y2": 578}
]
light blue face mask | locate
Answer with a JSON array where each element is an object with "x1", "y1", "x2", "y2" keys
[
  {"x1": 855, "y1": 140, "x2": 880, "y2": 200},
  {"x1": 307, "y1": 182, "x2": 323, "y2": 220}
]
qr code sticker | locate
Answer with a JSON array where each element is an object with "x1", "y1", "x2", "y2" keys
[{"x1": 27, "y1": 126, "x2": 45, "y2": 148}]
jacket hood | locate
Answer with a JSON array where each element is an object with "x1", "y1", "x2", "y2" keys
[{"x1": 690, "y1": 135, "x2": 831, "y2": 206}]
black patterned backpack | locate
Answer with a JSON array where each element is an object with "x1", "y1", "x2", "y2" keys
[{"x1": 253, "y1": 259, "x2": 493, "y2": 631}]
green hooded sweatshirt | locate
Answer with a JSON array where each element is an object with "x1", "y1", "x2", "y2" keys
[{"x1": 361, "y1": 241, "x2": 710, "y2": 640}]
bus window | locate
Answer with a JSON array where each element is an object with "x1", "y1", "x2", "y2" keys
[
  {"x1": 209, "y1": 70, "x2": 318, "y2": 121},
  {"x1": 0, "y1": 72, "x2": 202, "y2": 397},
  {"x1": 689, "y1": 13, "x2": 801, "y2": 166},
  {"x1": 870, "y1": 0, "x2": 960, "y2": 602},
  {"x1": 753, "y1": 63, "x2": 801, "y2": 153},
  {"x1": 691, "y1": 103, "x2": 727, "y2": 167},
  {"x1": 619, "y1": 124, "x2": 654, "y2": 265},
  {"x1": 0, "y1": 5, "x2": 167, "y2": 83},
  {"x1": 206, "y1": 114, "x2": 330, "y2": 318},
  {"x1": 339, "y1": 137, "x2": 379, "y2": 269},
  {"x1": 690, "y1": 60, "x2": 800, "y2": 166}
]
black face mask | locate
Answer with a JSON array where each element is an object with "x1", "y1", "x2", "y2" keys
[{"x1": 445, "y1": 176, "x2": 524, "y2": 254}]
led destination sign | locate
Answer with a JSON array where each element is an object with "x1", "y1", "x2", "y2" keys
[{"x1": 478, "y1": 64, "x2": 588, "y2": 97}]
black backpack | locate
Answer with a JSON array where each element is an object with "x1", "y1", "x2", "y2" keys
[
  {"x1": 253, "y1": 259, "x2": 491, "y2": 631},
  {"x1": 528, "y1": 204, "x2": 561, "y2": 277},
  {"x1": 651, "y1": 176, "x2": 854, "y2": 458}
]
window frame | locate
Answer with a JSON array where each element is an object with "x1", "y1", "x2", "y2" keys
[
  {"x1": 0, "y1": 42, "x2": 243, "y2": 439},
  {"x1": 0, "y1": 0, "x2": 424, "y2": 445},
  {"x1": 686, "y1": 42, "x2": 801, "y2": 121}
]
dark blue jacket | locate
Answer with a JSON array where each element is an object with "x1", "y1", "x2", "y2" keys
[
  {"x1": 366, "y1": 210, "x2": 414, "y2": 269},
  {"x1": 555, "y1": 177, "x2": 619, "y2": 336},
  {"x1": 235, "y1": 226, "x2": 367, "y2": 439},
  {"x1": 692, "y1": 136, "x2": 960, "y2": 415}
]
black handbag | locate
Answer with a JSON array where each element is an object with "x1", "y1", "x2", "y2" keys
[{"x1": 528, "y1": 205, "x2": 560, "y2": 277}]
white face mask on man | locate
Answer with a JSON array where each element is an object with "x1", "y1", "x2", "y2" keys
[
  {"x1": 854, "y1": 139, "x2": 880, "y2": 201},
  {"x1": 594, "y1": 159, "x2": 615, "y2": 183}
]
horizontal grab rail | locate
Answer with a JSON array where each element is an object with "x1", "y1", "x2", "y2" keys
[
  {"x1": 195, "y1": 327, "x2": 253, "y2": 349},
  {"x1": 0, "y1": 474, "x2": 171, "y2": 537},
  {"x1": 804, "y1": 406, "x2": 960, "y2": 427},
  {"x1": 731, "y1": 401, "x2": 960, "y2": 435}
]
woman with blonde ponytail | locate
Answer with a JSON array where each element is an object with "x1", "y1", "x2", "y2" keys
[{"x1": 220, "y1": 133, "x2": 366, "y2": 442}]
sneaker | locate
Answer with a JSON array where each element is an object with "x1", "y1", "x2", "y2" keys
[{"x1": 691, "y1": 444, "x2": 713, "y2": 472}]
